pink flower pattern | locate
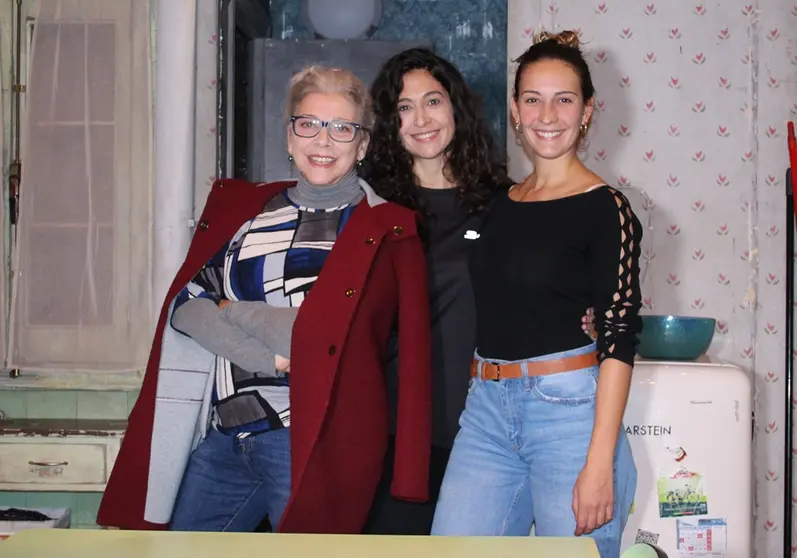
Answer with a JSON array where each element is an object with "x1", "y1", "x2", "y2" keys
[{"x1": 196, "y1": 0, "x2": 220, "y2": 194}]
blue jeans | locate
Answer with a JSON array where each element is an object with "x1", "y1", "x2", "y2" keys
[
  {"x1": 431, "y1": 344, "x2": 636, "y2": 558},
  {"x1": 170, "y1": 427, "x2": 291, "y2": 532}
]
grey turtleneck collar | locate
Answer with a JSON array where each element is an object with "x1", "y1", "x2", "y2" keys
[{"x1": 287, "y1": 168, "x2": 364, "y2": 210}]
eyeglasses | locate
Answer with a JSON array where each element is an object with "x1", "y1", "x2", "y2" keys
[{"x1": 290, "y1": 116, "x2": 366, "y2": 143}]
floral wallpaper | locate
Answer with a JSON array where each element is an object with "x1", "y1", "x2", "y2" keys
[
  {"x1": 507, "y1": 1, "x2": 797, "y2": 556},
  {"x1": 268, "y1": 0, "x2": 508, "y2": 152}
]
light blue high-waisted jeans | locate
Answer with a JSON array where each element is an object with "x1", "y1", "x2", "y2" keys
[{"x1": 431, "y1": 343, "x2": 636, "y2": 558}]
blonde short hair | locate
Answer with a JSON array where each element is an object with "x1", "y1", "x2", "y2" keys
[{"x1": 287, "y1": 65, "x2": 374, "y2": 128}]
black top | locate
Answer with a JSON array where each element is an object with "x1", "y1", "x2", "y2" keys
[
  {"x1": 470, "y1": 186, "x2": 643, "y2": 365},
  {"x1": 386, "y1": 187, "x2": 485, "y2": 448}
]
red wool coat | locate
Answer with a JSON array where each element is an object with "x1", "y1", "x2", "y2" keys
[{"x1": 96, "y1": 179, "x2": 432, "y2": 533}]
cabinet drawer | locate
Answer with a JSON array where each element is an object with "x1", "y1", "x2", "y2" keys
[{"x1": 0, "y1": 442, "x2": 107, "y2": 486}]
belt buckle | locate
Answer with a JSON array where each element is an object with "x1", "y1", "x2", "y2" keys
[{"x1": 492, "y1": 364, "x2": 501, "y2": 382}]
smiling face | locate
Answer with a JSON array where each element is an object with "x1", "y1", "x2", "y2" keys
[
  {"x1": 511, "y1": 58, "x2": 593, "y2": 161},
  {"x1": 396, "y1": 69, "x2": 456, "y2": 162},
  {"x1": 287, "y1": 92, "x2": 369, "y2": 185}
]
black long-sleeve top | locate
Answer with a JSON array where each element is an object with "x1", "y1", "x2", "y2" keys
[{"x1": 470, "y1": 186, "x2": 643, "y2": 364}]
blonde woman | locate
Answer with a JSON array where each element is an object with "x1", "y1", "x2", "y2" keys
[{"x1": 98, "y1": 66, "x2": 432, "y2": 534}]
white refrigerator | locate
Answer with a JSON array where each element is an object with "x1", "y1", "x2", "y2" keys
[{"x1": 620, "y1": 358, "x2": 753, "y2": 557}]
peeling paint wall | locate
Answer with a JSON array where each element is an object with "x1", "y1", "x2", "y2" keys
[{"x1": 268, "y1": 0, "x2": 508, "y2": 152}]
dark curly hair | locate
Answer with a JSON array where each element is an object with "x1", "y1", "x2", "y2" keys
[{"x1": 361, "y1": 48, "x2": 510, "y2": 218}]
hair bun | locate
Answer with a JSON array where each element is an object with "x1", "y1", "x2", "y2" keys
[{"x1": 533, "y1": 30, "x2": 581, "y2": 49}]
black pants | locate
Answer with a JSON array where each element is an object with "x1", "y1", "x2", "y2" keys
[{"x1": 362, "y1": 437, "x2": 451, "y2": 535}]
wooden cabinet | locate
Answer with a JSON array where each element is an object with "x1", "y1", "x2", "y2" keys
[{"x1": 0, "y1": 420, "x2": 125, "y2": 492}]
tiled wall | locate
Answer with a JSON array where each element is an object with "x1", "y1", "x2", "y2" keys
[
  {"x1": 0, "y1": 390, "x2": 138, "y2": 421},
  {"x1": 268, "y1": 0, "x2": 508, "y2": 152}
]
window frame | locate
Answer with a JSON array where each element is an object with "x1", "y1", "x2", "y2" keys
[{"x1": 0, "y1": 0, "x2": 151, "y2": 388}]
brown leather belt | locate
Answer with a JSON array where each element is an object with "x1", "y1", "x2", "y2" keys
[{"x1": 470, "y1": 351, "x2": 599, "y2": 381}]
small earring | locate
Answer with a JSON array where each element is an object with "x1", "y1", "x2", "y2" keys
[
  {"x1": 580, "y1": 123, "x2": 588, "y2": 135},
  {"x1": 357, "y1": 160, "x2": 362, "y2": 167},
  {"x1": 288, "y1": 154, "x2": 293, "y2": 163},
  {"x1": 515, "y1": 122, "x2": 521, "y2": 132}
]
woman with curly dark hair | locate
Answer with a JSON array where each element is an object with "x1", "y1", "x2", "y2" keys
[
  {"x1": 362, "y1": 48, "x2": 509, "y2": 218},
  {"x1": 360, "y1": 47, "x2": 594, "y2": 536}
]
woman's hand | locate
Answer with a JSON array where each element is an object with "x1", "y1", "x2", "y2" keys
[
  {"x1": 572, "y1": 460, "x2": 614, "y2": 536},
  {"x1": 581, "y1": 307, "x2": 596, "y2": 340},
  {"x1": 275, "y1": 355, "x2": 291, "y2": 373}
]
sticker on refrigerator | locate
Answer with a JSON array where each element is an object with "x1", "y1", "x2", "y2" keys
[
  {"x1": 676, "y1": 517, "x2": 727, "y2": 557},
  {"x1": 657, "y1": 468, "x2": 708, "y2": 518},
  {"x1": 634, "y1": 528, "x2": 660, "y2": 546}
]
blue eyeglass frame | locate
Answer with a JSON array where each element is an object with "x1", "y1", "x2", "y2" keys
[{"x1": 289, "y1": 115, "x2": 367, "y2": 143}]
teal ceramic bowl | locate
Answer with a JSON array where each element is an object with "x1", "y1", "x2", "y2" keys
[{"x1": 636, "y1": 315, "x2": 716, "y2": 360}]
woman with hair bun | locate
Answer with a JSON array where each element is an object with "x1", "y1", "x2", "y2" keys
[{"x1": 430, "y1": 31, "x2": 641, "y2": 558}]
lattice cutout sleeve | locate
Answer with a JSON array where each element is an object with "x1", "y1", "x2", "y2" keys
[{"x1": 589, "y1": 188, "x2": 643, "y2": 365}]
